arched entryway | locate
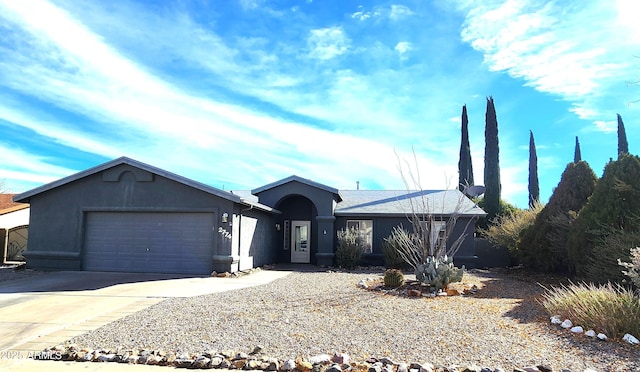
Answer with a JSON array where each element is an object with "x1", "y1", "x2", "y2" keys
[{"x1": 274, "y1": 195, "x2": 318, "y2": 264}]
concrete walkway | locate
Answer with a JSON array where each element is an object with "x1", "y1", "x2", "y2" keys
[{"x1": 0, "y1": 269, "x2": 291, "y2": 371}]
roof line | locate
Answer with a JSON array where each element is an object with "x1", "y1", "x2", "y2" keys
[
  {"x1": 251, "y1": 175, "x2": 342, "y2": 201},
  {"x1": 12, "y1": 157, "x2": 276, "y2": 212}
]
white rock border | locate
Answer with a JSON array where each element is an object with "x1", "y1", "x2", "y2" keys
[{"x1": 549, "y1": 315, "x2": 639, "y2": 345}]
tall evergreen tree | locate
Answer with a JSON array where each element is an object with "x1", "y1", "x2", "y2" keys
[
  {"x1": 618, "y1": 113, "x2": 629, "y2": 158},
  {"x1": 528, "y1": 130, "x2": 540, "y2": 207},
  {"x1": 458, "y1": 104, "x2": 474, "y2": 191},
  {"x1": 574, "y1": 136, "x2": 582, "y2": 162},
  {"x1": 567, "y1": 154, "x2": 640, "y2": 282},
  {"x1": 483, "y1": 96, "x2": 501, "y2": 223},
  {"x1": 519, "y1": 160, "x2": 597, "y2": 273}
]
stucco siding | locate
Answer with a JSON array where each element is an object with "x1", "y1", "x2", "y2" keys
[
  {"x1": 335, "y1": 215, "x2": 478, "y2": 268},
  {"x1": 24, "y1": 164, "x2": 237, "y2": 271}
]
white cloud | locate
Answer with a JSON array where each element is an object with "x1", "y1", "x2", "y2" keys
[
  {"x1": 0, "y1": 144, "x2": 77, "y2": 192},
  {"x1": 394, "y1": 41, "x2": 412, "y2": 56},
  {"x1": 594, "y1": 120, "x2": 616, "y2": 133},
  {"x1": 0, "y1": 0, "x2": 467, "y2": 195},
  {"x1": 389, "y1": 5, "x2": 415, "y2": 21},
  {"x1": 307, "y1": 27, "x2": 350, "y2": 60},
  {"x1": 352, "y1": 5, "x2": 371, "y2": 21},
  {"x1": 457, "y1": 0, "x2": 639, "y2": 133},
  {"x1": 569, "y1": 105, "x2": 598, "y2": 120},
  {"x1": 239, "y1": 0, "x2": 264, "y2": 11}
]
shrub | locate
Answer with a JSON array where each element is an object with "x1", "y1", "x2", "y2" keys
[
  {"x1": 383, "y1": 269, "x2": 405, "y2": 287},
  {"x1": 540, "y1": 281, "x2": 640, "y2": 339},
  {"x1": 582, "y1": 230, "x2": 640, "y2": 284},
  {"x1": 383, "y1": 230, "x2": 411, "y2": 269},
  {"x1": 476, "y1": 198, "x2": 519, "y2": 229},
  {"x1": 567, "y1": 154, "x2": 640, "y2": 281},
  {"x1": 519, "y1": 161, "x2": 597, "y2": 272},
  {"x1": 336, "y1": 228, "x2": 365, "y2": 269},
  {"x1": 480, "y1": 202, "x2": 543, "y2": 258}
]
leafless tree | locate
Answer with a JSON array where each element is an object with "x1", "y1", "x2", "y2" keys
[{"x1": 390, "y1": 149, "x2": 480, "y2": 271}]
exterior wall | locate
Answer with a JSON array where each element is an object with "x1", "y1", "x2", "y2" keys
[
  {"x1": 24, "y1": 164, "x2": 237, "y2": 272},
  {"x1": 232, "y1": 206, "x2": 277, "y2": 271},
  {"x1": 335, "y1": 215, "x2": 478, "y2": 268},
  {"x1": 255, "y1": 182, "x2": 336, "y2": 266}
]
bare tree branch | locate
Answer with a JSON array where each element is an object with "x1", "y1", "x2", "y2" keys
[{"x1": 392, "y1": 148, "x2": 479, "y2": 270}]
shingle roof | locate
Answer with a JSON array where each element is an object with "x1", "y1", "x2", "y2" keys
[
  {"x1": 335, "y1": 189, "x2": 486, "y2": 217},
  {"x1": 13, "y1": 157, "x2": 277, "y2": 213},
  {"x1": 0, "y1": 194, "x2": 23, "y2": 210},
  {"x1": 251, "y1": 175, "x2": 342, "y2": 201},
  {"x1": 235, "y1": 187, "x2": 486, "y2": 217}
]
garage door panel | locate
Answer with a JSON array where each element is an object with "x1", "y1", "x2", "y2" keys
[{"x1": 84, "y1": 212, "x2": 215, "y2": 275}]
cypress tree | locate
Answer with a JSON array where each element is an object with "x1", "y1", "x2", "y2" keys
[
  {"x1": 528, "y1": 130, "x2": 540, "y2": 208},
  {"x1": 618, "y1": 113, "x2": 629, "y2": 158},
  {"x1": 574, "y1": 136, "x2": 582, "y2": 162},
  {"x1": 458, "y1": 104, "x2": 474, "y2": 191},
  {"x1": 483, "y1": 96, "x2": 501, "y2": 223},
  {"x1": 519, "y1": 161, "x2": 597, "y2": 272},
  {"x1": 567, "y1": 154, "x2": 640, "y2": 281}
]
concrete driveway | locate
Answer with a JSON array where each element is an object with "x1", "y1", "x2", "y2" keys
[{"x1": 0, "y1": 269, "x2": 290, "y2": 371}]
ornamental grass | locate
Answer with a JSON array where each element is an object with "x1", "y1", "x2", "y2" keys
[{"x1": 540, "y1": 281, "x2": 640, "y2": 339}]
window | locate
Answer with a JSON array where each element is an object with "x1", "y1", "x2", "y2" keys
[
  {"x1": 431, "y1": 221, "x2": 447, "y2": 252},
  {"x1": 346, "y1": 220, "x2": 373, "y2": 253},
  {"x1": 283, "y1": 220, "x2": 290, "y2": 250},
  {"x1": 421, "y1": 220, "x2": 447, "y2": 254}
]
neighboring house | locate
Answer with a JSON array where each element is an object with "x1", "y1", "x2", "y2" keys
[
  {"x1": 0, "y1": 197, "x2": 30, "y2": 263},
  {"x1": 14, "y1": 157, "x2": 485, "y2": 275}
]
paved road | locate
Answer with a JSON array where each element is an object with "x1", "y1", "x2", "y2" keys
[{"x1": 0, "y1": 269, "x2": 290, "y2": 371}]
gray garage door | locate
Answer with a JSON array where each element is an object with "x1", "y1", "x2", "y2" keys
[{"x1": 84, "y1": 212, "x2": 215, "y2": 275}]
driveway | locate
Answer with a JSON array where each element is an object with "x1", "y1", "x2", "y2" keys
[{"x1": 0, "y1": 269, "x2": 290, "y2": 371}]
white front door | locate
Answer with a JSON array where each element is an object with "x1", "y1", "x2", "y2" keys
[{"x1": 290, "y1": 220, "x2": 311, "y2": 263}]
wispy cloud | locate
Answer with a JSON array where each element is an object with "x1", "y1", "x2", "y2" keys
[
  {"x1": 389, "y1": 5, "x2": 415, "y2": 21},
  {"x1": 456, "y1": 0, "x2": 640, "y2": 131},
  {"x1": 306, "y1": 27, "x2": 350, "y2": 60},
  {"x1": 0, "y1": 144, "x2": 77, "y2": 190},
  {"x1": 0, "y1": 0, "x2": 468, "y2": 194},
  {"x1": 394, "y1": 41, "x2": 412, "y2": 57}
]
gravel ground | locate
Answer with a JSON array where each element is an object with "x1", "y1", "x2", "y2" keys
[
  {"x1": 66, "y1": 268, "x2": 640, "y2": 371},
  {"x1": 0, "y1": 264, "x2": 44, "y2": 283}
]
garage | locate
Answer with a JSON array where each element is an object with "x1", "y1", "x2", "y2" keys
[{"x1": 84, "y1": 211, "x2": 215, "y2": 275}]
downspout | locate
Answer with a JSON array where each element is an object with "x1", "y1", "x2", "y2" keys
[{"x1": 237, "y1": 204, "x2": 254, "y2": 270}]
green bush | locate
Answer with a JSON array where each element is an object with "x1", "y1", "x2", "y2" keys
[
  {"x1": 541, "y1": 281, "x2": 640, "y2": 339},
  {"x1": 619, "y1": 247, "x2": 640, "y2": 289},
  {"x1": 519, "y1": 161, "x2": 597, "y2": 272},
  {"x1": 567, "y1": 154, "x2": 640, "y2": 281},
  {"x1": 383, "y1": 229, "x2": 411, "y2": 269},
  {"x1": 336, "y1": 228, "x2": 365, "y2": 269},
  {"x1": 582, "y1": 230, "x2": 640, "y2": 284},
  {"x1": 480, "y1": 202, "x2": 543, "y2": 258},
  {"x1": 476, "y1": 198, "x2": 519, "y2": 229}
]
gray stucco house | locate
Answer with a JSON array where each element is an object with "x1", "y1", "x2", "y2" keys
[{"x1": 14, "y1": 157, "x2": 486, "y2": 275}]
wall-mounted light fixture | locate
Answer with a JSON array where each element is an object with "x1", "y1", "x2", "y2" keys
[
  {"x1": 222, "y1": 212, "x2": 229, "y2": 223},
  {"x1": 275, "y1": 223, "x2": 281, "y2": 231}
]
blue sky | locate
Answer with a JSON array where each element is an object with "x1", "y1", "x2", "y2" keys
[{"x1": 0, "y1": 0, "x2": 638, "y2": 208}]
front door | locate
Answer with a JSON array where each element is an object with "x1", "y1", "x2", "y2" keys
[{"x1": 291, "y1": 220, "x2": 311, "y2": 263}]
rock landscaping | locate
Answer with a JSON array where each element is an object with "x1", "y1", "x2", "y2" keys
[
  {"x1": 37, "y1": 344, "x2": 588, "y2": 372},
  {"x1": 31, "y1": 267, "x2": 640, "y2": 371}
]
